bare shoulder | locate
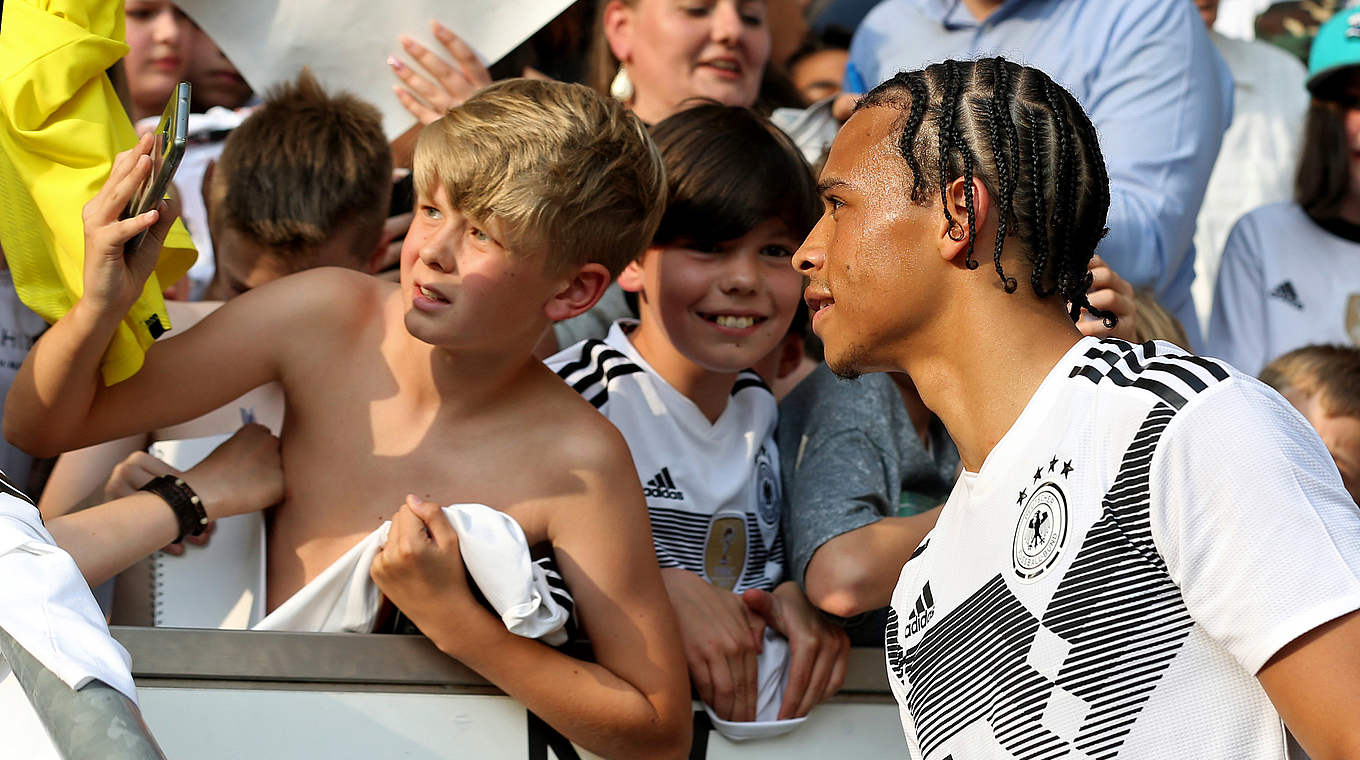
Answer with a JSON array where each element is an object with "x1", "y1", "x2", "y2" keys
[
  {"x1": 268, "y1": 267, "x2": 391, "y2": 322},
  {"x1": 536, "y1": 375, "x2": 637, "y2": 481},
  {"x1": 218, "y1": 268, "x2": 396, "y2": 345},
  {"x1": 513, "y1": 369, "x2": 644, "y2": 528}
]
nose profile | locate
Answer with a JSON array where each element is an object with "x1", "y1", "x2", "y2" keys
[{"x1": 793, "y1": 229, "x2": 825, "y2": 273}]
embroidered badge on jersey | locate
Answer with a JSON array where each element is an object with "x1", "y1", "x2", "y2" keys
[
  {"x1": 754, "y1": 444, "x2": 780, "y2": 550},
  {"x1": 1012, "y1": 455, "x2": 1074, "y2": 583}
]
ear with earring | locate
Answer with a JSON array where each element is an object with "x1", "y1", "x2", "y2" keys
[
  {"x1": 947, "y1": 221, "x2": 966, "y2": 241},
  {"x1": 610, "y1": 64, "x2": 634, "y2": 102}
]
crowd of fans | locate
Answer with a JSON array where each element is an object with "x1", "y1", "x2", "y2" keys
[{"x1": 2, "y1": 0, "x2": 1360, "y2": 756}]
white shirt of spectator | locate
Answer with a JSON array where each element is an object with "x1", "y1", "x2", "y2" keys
[
  {"x1": 1207, "y1": 202, "x2": 1360, "y2": 376},
  {"x1": 885, "y1": 337, "x2": 1360, "y2": 759},
  {"x1": 1213, "y1": 0, "x2": 1275, "y2": 40},
  {"x1": 1192, "y1": 31, "x2": 1308, "y2": 335}
]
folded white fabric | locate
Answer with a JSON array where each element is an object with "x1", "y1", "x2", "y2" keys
[
  {"x1": 701, "y1": 628, "x2": 808, "y2": 741},
  {"x1": 255, "y1": 503, "x2": 571, "y2": 644},
  {"x1": 0, "y1": 490, "x2": 137, "y2": 701}
]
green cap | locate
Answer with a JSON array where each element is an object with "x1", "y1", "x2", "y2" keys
[{"x1": 1309, "y1": 7, "x2": 1360, "y2": 94}]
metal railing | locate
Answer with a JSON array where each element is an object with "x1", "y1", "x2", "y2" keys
[{"x1": 0, "y1": 626, "x2": 165, "y2": 760}]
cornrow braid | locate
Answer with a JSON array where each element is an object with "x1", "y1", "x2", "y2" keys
[
  {"x1": 1068, "y1": 112, "x2": 1117, "y2": 326},
  {"x1": 1026, "y1": 107, "x2": 1055, "y2": 298},
  {"x1": 948, "y1": 64, "x2": 981, "y2": 273},
  {"x1": 902, "y1": 73, "x2": 930, "y2": 202},
  {"x1": 937, "y1": 60, "x2": 961, "y2": 237},
  {"x1": 1040, "y1": 78, "x2": 1076, "y2": 300},
  {"x1": 987, "y1": 58, "x2": 1018, "y2": 292}
]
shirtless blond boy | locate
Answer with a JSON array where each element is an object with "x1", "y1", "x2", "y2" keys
[{"x1": 5, "y1": 79, "x2": 691, "y2": 758}]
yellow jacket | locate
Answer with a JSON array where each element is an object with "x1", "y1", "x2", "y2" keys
[{"x1": 0, "y1": 0, "x2": 196, "y2": 385}]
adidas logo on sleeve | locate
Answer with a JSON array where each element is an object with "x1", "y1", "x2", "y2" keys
[{"x1": 644, "y1": 468, "x2": 685, "y2": 501}]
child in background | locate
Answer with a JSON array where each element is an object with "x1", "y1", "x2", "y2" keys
[
  {"x1": 1260, "y1": 344, "x2": 1360, "y2": 504},
  {"x1": 39, "y1": 70, "x2": 390, "y2": 564},
  {"x1": 5, "y1": 79, "x2": 691, "y2": 758},
  {"x1": 548, "y1": 104, "x2": 849, "y2": 730}
]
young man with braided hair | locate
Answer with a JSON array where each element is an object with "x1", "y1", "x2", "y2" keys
[
  {"x1": 840, "y1": 0, "x2": 1231, "y2": 349},
  {"x1": 795, "y1": 57, "x2": 1360, "y2": 759}
]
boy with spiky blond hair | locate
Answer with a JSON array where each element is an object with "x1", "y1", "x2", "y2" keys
[{"x1": 6, "y1": 79, "x2": 692, "y2": 759}]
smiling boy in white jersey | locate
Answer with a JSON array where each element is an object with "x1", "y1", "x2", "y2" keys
[
  {"x1": 793, "y1": 57, "x2": 1360, "y2": 759},
  {"x1": 548, "y1": 104, "x2": 849, "y2": 727}
]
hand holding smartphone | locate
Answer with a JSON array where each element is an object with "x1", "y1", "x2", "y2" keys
[{"x1": 122, "y1": 81, "x2": 190, "y2": 257}]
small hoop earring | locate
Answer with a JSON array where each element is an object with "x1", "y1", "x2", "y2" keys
[
  {"x1": 610, "y1": 64, "x2": 634, "y2": 102},
  {"x1": 947, "y1": 222, "x2": 966, "y2": 242}
]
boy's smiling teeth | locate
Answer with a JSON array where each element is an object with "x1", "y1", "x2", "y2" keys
[
  {"x1": 709, "y1": 314, "x2": 758, "y2": 329},
  {"x1": 417, "y1": 284, "x2": 448, "y2": 303}
]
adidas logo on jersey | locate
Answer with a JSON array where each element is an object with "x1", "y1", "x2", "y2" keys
[
  {"x1": 1269, "y1": 281, "x2": 1304, "y2": 310},
  {"x1": 644, "y1": 467, "x2": 685, "y2": 500},
  {"x1": 905, "y1": 582, "x2": 935, "y2": 637}
]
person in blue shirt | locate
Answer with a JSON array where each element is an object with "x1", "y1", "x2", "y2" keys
[{"x1": 843, "y1": 0, "x2": 1233, "y2": 349}]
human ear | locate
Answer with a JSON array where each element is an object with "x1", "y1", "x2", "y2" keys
[
  {"x1": 545, "y1": 262, "x2": 611, "y2": 321},
  {"x1": 602, "y1": 1, "x2": 635, "y2": 63},
  {"x1": 616, "y1": 254, "x2": 649, "y2": 294},
  {"x1": 937, "y1": 175, "x2": 992, "y2": 264}
]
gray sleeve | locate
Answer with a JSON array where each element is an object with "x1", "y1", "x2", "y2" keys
[{"x1": 781, "y1": 427, "x2": 896, "y2": 589}]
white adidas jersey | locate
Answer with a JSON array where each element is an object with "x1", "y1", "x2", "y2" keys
[
  {"x1": 887, "y1": 337, "x2": 1360, "y2": 760},
  {"x1": 1207, "y1": 202, "x2": 1360, "y2": 376},
  {"x1": 547, "y1": 322, "x2": 784, "y2": 592}
]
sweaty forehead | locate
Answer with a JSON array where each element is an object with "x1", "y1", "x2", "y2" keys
[{"x1": 819, "y1": 106, "x2": 911, "y2": 196}]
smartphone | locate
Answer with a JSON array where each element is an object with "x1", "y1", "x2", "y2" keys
[{"x1": 123, "y1": 81, "x2": 191, "y2": 256}]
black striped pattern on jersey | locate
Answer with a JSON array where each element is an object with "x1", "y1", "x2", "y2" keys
[
  {"x1": 901, "y1": 575, "x2": 1067, "y2": 760},
  {"x1": 1067, "y1": 338, "x2": 1229, "y2": 410},
  {"x1": 1041, "y1": 402, "x2": 1193, "y2": 759},
  {"x1": 553, "y1": 339, "x2": 645, "y2": 409},
  {"x1": 890, "y1": 401, "x2": 1198, "y2": 758},
  {"x1": 535, "y1": 555, "x2": 578, "y2": 639},
  {"x1": 648, "y1": 505, "x2": 784, "y2": 592},
  {"x1": 730, "y1": 369, "x2": 771, "y2": 396}
]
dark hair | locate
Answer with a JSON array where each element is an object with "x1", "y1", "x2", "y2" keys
[
  {"x1": 786, "y1": 25, "x2": 853, "y2": 71},
  {"x1": 856, "y1": 57, "x2": 1116, "y2": 325},
  {"x1": 649, "y1": 103, "x2": 821, "y2": 248},
  {"x1": 217, "y1": 69, "x2": 391, "y2": 266},
  {"x1": 1295, "y1": 99, "x2": 1352, "y2": 221}
]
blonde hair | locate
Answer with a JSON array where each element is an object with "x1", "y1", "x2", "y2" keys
[
  {"x1": 1131, "y1": 291, "x2": 1191, "y2": 350},
  {"x1": 413, "y1": 78, "x2": 666, "y2": 277},
  {"x1": 1260, "y1": 345, "x2": 1360, "y2": 419}
]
